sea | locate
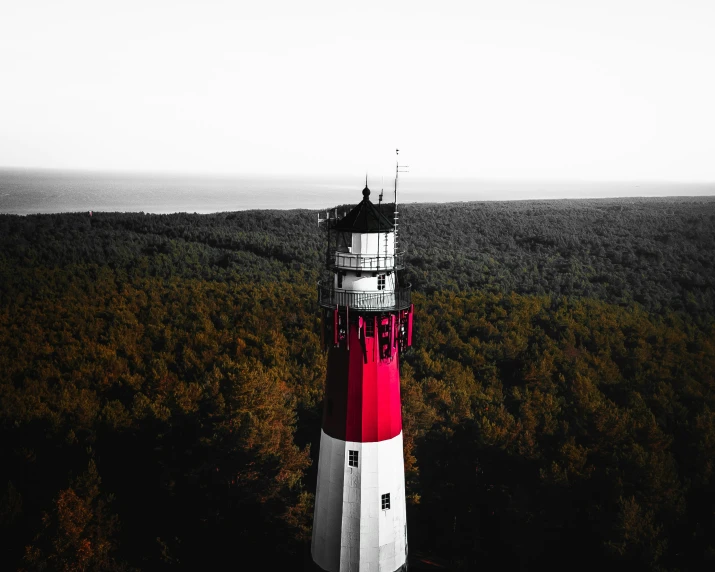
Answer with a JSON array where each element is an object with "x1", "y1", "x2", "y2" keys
[{"x1": 1, "y1": 168, "x2": 714, "y2": 215}]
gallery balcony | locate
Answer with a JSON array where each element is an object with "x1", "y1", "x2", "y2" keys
[{"x1": 317, "y1": 282, "x2": 412, "y2": 311}]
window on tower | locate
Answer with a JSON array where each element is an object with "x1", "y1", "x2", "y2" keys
[
  {"x1": 377, "y1": 274, "x2": 385, "y2": 290},
  {"x1": 338, "y1": 273, "x2": 343, "y2": 289},
  {"x1": 348, "y1": 450, "x2": 358, "y2": 467},
  {"x1": 365, "y1": 318, "x2": 374, "y2": 338},
  {"x1": 381, "y1": 493, "x2": 390, "y2": 510}
]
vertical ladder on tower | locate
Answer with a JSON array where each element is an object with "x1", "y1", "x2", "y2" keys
[
  {"x1": 394, "y1": 149, "x2": 408, "y2": 258},
  {"x1": 394, "y1": 210, "x2": 399, "y2": 253}
]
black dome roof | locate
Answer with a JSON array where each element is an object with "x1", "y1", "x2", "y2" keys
[{"x1": 333, "y1": 186, "x2": 394, "y2": 233}]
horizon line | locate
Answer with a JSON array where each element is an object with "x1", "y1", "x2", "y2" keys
[
  {"x1": 4, "y1": 195, "x2": 715, "y2": 219},
  {"x1": 1, "y1": 165, "x2": 715, "y2": 186}
]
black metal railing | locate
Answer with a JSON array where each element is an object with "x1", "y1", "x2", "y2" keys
[
  {"x1": 326, "y1": 251, "x2": 406, "y2": 271},
  {"x1": 318, "y1": 282, "x2": 412, "y2": 311}
]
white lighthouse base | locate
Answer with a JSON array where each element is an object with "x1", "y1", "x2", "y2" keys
[{"x1": 312, "y1": 430, "x2": 408, "y2": 572}]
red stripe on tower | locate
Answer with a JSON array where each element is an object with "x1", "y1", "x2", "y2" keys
[{"x1": 322, "y1": 322, "x2": 402, "y2": 442}]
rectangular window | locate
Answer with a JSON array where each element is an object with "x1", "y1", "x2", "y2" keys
[
  {"x1": 377, "y1": 274, "x2": 385, "y2": 290},
  {"x1": 337, "y1": 273, "x2": 343, "y2": 289},
  {"x1": 381, "y1": 493, "x2": 390, "y2": 510},
  {"x1": 348, "y1": 450, "x2": 358, "y2": 468}
]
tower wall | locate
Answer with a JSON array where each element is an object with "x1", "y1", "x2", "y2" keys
[
  {"x1": 311, "y1": 430, "x2": 407, "y2": 572},
  {"x1": 339, "y1": 273, "x2": 396, "y2": 293},
  {"x1": 313, "y1": 188, "x2": 410, "y2": 572},
  {"x1": 350, "y1": 232, "x2": 394, "y2": 255},
  {"x1": 322, "y1": 321, "x2": 403, "y2": 443},
  {"x1": 312, "y1": 317, "x2": 409, "y2": 572}
]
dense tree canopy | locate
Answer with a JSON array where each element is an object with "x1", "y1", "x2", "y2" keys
[{"x1": 1, "y1": 196, "x2": 714, "y2": 570}]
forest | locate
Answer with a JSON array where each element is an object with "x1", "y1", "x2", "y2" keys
[{"x1": 1, "y1": 196, "x2": 714, "y2": 571}]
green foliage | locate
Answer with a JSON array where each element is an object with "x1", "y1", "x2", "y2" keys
[
  {"x1": 400, "y1": 197, "x2": 715, "y2": 319},
  {"x1": 402, "y1": 290, "x2": 715, "y2": 569},
  {"x1": 0, "y1": 269, "x2": 320, "y2": 569},
  {"x1": 1, "y1": 197, "x2": 714, "y2": 570},
  {"x1": 23, "y1": 459, "x2": 130, "y2": 571}
]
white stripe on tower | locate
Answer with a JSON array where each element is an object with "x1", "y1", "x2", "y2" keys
[{"x1": 312, "y1": 430, "x2": 408, "y2": 572}]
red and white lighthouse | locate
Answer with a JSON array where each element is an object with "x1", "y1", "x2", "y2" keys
[{"x1": 312, "y1": 182, "x2": 413, "y2": 572}]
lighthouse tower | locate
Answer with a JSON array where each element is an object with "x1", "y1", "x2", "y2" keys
[{"x1": 312, "y1": 182, "x2": 414, "y2": 572}]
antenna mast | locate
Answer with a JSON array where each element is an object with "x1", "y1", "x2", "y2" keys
[{"x1": 394, "y1": 149, "x2": 409, "y2": 251}]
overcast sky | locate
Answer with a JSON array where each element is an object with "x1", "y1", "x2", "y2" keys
[{"x1": 1, "y1": 0, "x2": 713, "y2": 182}]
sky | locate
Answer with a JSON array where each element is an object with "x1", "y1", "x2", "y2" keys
[{"x1": 1, "y1": 0, "x2": 714, "y2": 183}]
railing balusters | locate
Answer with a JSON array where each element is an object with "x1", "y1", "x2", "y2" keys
[
  {"x1": 317, "y1": 282, "x2": 411, "y2": 311},
  {"x1": 329, "y1": 252, "x2": 406, "y2": 271}
]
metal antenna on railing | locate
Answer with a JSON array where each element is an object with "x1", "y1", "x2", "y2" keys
[
  {"x1": 377, "y1": 179, "x2": 382, "y2": 273},
  {"x1": 394, "y1": 149, "x2": 409, "y2": 264}
]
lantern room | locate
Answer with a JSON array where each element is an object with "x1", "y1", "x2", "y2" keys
[
  {"x1": 328, "y1": 185, "x2": 404, "y2": 290},
  {"x1": 318, "y1": 183, "x2": 410, "y2": 312}
]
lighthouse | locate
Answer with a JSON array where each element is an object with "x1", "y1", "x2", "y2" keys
[{"x1": 312, "y1": 179, "x2": 414, "y2": 572}]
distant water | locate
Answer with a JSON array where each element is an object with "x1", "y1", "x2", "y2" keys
[{"x1": 1, "y1": 168, "x2": 714, "y2": 215}]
